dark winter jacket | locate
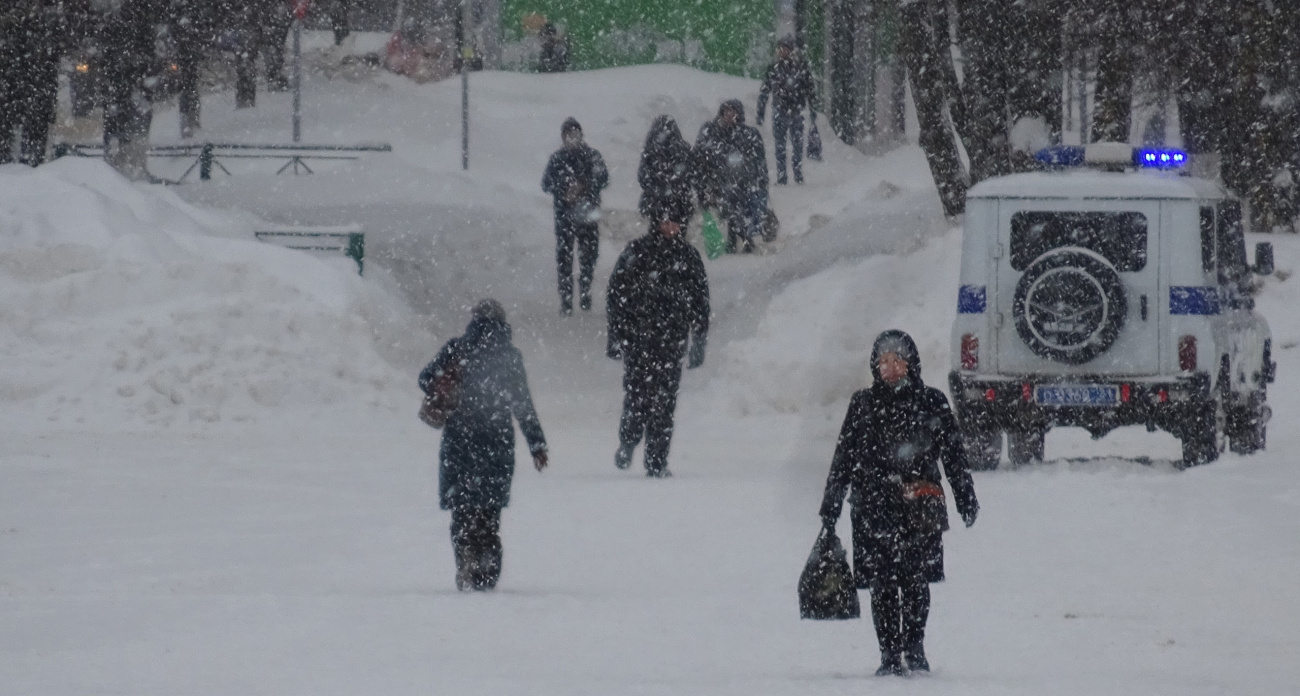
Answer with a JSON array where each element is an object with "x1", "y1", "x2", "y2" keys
[
  {"x1": 820, "y1": 330, "x2": 978, "y2": 587},
  {"x1": 693, "y1": 100, "x2": 768, "y2": 203},
  {"x1": 637, "y1": 115, "x2": 696, "y2": 225},
  {"x1": 757, "y1": 56, "x2": 816, "y2": 120},
  {"x1": 607, "y1": 231, "x2": 710, "y2": 364},
  {"x1": 541, "y1": 143, "x2": 609, "y2": 220},
  {"x1": 420, "y1": 315, "x2": 547, "y2": 511}
]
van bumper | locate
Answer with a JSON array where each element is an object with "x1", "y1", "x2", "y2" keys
[{"x1": 949, "y1": 371, "x2": 1212, "y2": 438}]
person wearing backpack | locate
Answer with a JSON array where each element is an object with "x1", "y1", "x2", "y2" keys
[
  {"x1": 419, "y1": 300, "x2": 548, "y2": 591},
  {"x1": 819, "y1": 330, "x2": 979, "y2": 675}
]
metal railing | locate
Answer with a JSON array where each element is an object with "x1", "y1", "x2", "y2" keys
[
  {"x1": 254, "y1": 225, "x2": 365, "y2": 275},
  {"x1": 54, "y1": 142, "x2": 392, "y2": 182}
]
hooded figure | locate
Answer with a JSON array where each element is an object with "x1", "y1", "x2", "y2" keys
[
  {"x1": 693, "y1": 100, "x2": 769, "y2": 252},
  {"x1": 637, "y1": 115, "x2": 696, "y2": 228},
  {"x1": 419, "y1": 300, "x2": 548, "y2": 590},
  {"x1": 606, "y1": 203, "x2": 709, "y2": 477},
  {"x1": 542, "y1": 117, "x2": 609, "y2": 313},
  {"x1": 819, "y1": 330, "x2": 978, "y2": 676}
]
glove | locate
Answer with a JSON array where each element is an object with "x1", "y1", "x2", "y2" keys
[
  {"x1": 961, "y1": 502, "x2": 978, "y2": 528},
  {"x1": 533, "y1": 450, "x2": 549, "y2": 471},
  {"x1": 607, "y1": 336, "x2": 623, "y2": 361},
  {"x1": 687, "y1": 339, "x2": 705, "y2": 369}
]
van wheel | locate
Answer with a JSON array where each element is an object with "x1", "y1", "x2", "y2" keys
[
  {"x1": 1179, "y1": 400, "x2": 1224, "y2": 468},
  {"x1": 1227, "y1": 396, "x2": 1268, "y2": 455},
  {"x1": 963, "y1": 428, "x2": 1002, "y2": 471},
  {"x1": 1007, "y1": 428, "x2": 1046, "y2": 466}
]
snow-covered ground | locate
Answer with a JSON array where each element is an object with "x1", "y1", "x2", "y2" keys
[{"x1": 3, "y1": 39, "x2": 1299, "y2": 694}]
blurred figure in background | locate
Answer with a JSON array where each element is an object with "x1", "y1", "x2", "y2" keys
[
  {"x1": 756, "y1": 35, "x2": 816, "y2": 185},
  {"x1": 542, "y1": 117, "x2": 608, "y2": 314}
]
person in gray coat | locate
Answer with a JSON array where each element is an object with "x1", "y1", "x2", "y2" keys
[{"x1": 419, "y1": 300, "x2": 548, "y2": 590}]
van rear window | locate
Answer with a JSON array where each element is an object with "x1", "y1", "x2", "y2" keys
[{"x1": 1010, "y1": 212, "x2": 1148, "y2": 272}]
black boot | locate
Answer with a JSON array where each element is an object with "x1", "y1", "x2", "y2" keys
[
  {"x1": 903, "y1": 643, "x2": 929, "y2": 672},
  {"x1": 875, "y1": 652, "x2": 906, "y2": 676},
  {"x1": 614, "y1": 444, "x2": 634, "y2": 470}
]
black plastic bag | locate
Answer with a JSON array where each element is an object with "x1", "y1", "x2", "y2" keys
[
  {"x1": 798, "y1": 528, "x2": 860, "y2": 620},
  {"x1": 807, "y1": 121, "x2": 823, "y2": 162}
]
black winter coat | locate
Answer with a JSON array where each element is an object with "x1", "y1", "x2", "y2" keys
[
  {"x1": 757, "y1": 56, "x2": 816, "y2": 119},
  {"x1": 541, "y1": 143, "x2": 609, "y2": 218},
  {"x1": 607, "y1": 231, "x2": 710, "y2": 363},
  {"x1": 693, "y1": 100, "x2": 768, "y2": 202},
  {"x1": 820, "y1": 331, "x2": 978, "y2": 587},
  {"x1": 637, "y1": 116, "x2": 696, "y2": 225},
  {"x1": 420, "y1": 316, "x2": 547, "y2": 511}
]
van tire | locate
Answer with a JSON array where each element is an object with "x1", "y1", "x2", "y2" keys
[
  {"x1": 1227, "y1": 396, "x2": 1268, "y2": 455},
  {"x1": 1179, "y1": 400, "x2": 1224, "y2": 468},
  {"x1": 963, "y1": 428, "x2": 1002, "y2": 470},
  {"x1": 1013, "y1": 248, "x2": 1126, "y2": 365},
  {"x1": 1007, "y1": 428, "x2": 1046, "y2": 466}
]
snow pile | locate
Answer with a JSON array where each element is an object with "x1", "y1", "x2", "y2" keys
[
  {"x1": 0, "y1": 159, "x2": 424, "y2": 429},
  {"x1": 719, "y1": 227, "x2": 962, "y2": 416}
]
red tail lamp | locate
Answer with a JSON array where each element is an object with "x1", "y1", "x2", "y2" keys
[
  {"x1": 1120, "y1": 383, "x2": 1131, "y2": 403},
  {"x1": 984, "y1": 388, "x2": 996, "y2": 402},
  {"x1": 960, "y1": 334, "x2": 979, "y2": 370},
  {"x1": 1022, "y1": 382, "x2": 1032, "y2": 401},
  {"x1": 1178, "y1": 336, "x2": 1198, "y2": 372}
]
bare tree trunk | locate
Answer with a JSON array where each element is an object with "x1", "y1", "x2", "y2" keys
[
  {"x1": 1090, "y1": 2, "x2": 1132, "y2": 143},
  {"x1": 956, "y1": 0, "x2": 1013, "y2": 182},
  {"x1": 899, "y1": 0, "x2": 967, "y2": 217}
]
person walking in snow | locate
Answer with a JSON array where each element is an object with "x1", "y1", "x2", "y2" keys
[
  {"x1": 542, "y1": 117, "x2": 609, "y2": 314},
  {"x1": 693, "y1": 100, "x2": 768, "y2": 253},
  {"x1": 420, "y1": 300, "x2": 548, "y2": 591},
  {"x1": 606, "y1": 204, "x2": 709, "y2": 478},
  {"x1": 819, "y1": 330, "x2": 979, "y2": 676},
  {"x1": 756, "y1": 35, "x2": 816, "y2": 185},
  {"x1": 638, "y1": 115, "x2": 696, "y2": 232}
]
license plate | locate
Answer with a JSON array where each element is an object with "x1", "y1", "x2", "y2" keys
[{"x1": 1034, "y1": 384, "x2": 1119, "y2": 407}]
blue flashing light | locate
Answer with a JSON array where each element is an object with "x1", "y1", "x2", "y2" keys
[
  {"x1": 1036, "y1": 145, "x2": 1086, "y2": 168},
  {"x1": 1134, "y1": 148, "x2": 1188, "y2": 169}
]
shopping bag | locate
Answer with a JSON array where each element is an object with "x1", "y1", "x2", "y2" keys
[
  {"x1": 701, "y1": 209, "x2": 726, "y2": 260},
  {"x1": 807, "y1": 121, "x2": 823, "y2": 162},
  {"x1": 798, "y1": 528, "x2": 860, "y2": 620}
]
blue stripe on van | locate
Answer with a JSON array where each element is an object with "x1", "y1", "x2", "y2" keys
[
  {"x1": 1169, "y1": 286, "x2": 1220, "y2": 315},
  {"x1": 958, "y1": 285, "x2": 987, "y2": 314}
]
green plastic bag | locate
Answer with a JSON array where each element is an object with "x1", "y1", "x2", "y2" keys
[{"x1": 702, "y1": 209, "x2": 726, "y2": 260}]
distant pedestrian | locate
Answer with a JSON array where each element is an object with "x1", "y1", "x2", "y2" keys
[
  {"x1": 100, "y1": 0, "x2": 159, "y2": 180},
  {"x1": 637, "y1": 115, "x2": 696, "y2": 231},
  {"x1": 606, "y1": 205, "x2": 709, "y2": 477},
  {"x1": 694, "y1": 100, "x2": 768, "y2": 253},
  {"x1": 819, "y1": 330, "x2": 978, "y2": 676},
  {"x1": 542, "y1": 118, "x2": 608, "y2": 314},
  {"x1": 419, "y1": 300, "x2": 548, "y2": 591},
  {"x1": 0, "y1": 0, "x2": 66, "y2": 166},
  {"x1": 756, "y1": 35, "x2": 816, "y2": 185},
  {"x1": 537, "y1": 22, "x2": 568, "y2": 73}
]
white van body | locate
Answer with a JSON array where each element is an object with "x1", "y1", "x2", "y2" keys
[{"x1": 949, "y1": 165, "x2": 1275, "y2": 468}]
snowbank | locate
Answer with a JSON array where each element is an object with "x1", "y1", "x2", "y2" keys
[
  {"x1": 0, "y1": 160, "x2": 425, "y2": 430},
  {"x1": 718, "y1": 225, "x2": 961, "y2": 416}
]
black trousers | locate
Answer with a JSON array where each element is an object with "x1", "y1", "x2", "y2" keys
[
  {"x1": 0, "y1": 57, "x2": 57, "y2": 166},
  {"x1": 869, "y1": 577, "x2": 931, "y2": 655},
  {"x1": 772, "y1": 108, "x2": 804, "y2": 183},
  {"x1": 555, "y1": 216, "x2": 599, "y2": 309},
  {"x1": 450, "y1": 506, "x2": 503, "y2": 590},
  {"x1": 619, "y1": 350, "x2": 683, "y2": 472}
]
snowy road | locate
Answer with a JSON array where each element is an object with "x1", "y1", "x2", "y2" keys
[{"x1": 3, "y1": 56, "x2": 1299, "y2": 694}]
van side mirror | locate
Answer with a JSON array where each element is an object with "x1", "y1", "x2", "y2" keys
[{"x1": 1254, "y1": 242, "x2": 1274, "y2": 276}]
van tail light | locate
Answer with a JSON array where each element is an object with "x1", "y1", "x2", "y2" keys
[
  {"x1": 1178, "y1": 336, "x2": 1198, "y2": 372},
  {"x1": 1120, "y1": 383, "x2": 1131, "y2": 403},
  {"x1": 960, "y1": 334, "x2": 979, "y2": 370}
]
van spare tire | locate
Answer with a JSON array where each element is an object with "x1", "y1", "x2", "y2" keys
[{"x1": 1013, "y1": 247, "x2": 1126, "y2": 364}]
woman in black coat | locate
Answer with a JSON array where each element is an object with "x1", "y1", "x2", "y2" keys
[
  {"x1": 820, "y1": 330, "x2": 979, "y2": 676},
  {"x1": 419, "y1": 300, "x2": 548, "y2": 591},
  {"x1": 637, "y1": 115, "x2": 696, "y2": 229}
]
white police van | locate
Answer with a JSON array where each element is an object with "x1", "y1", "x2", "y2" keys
[{"x1": 949, "y1": 143, "x2": 1276, "y2": 469}]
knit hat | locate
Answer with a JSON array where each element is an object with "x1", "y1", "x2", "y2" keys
[
  {"x1": 561, "y1": 117, "x2": 582, "y2": 136},
  {"x1": 472, "y1": 298, "x2": 507, "y2": 324}
]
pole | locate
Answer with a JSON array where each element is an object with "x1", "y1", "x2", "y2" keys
[
  {"x1": 458, "y1": 0, "x2": 470, "y2": 170},
  {"x1": 292, "y1": 18, "x2": 302, "y2": 143}
]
